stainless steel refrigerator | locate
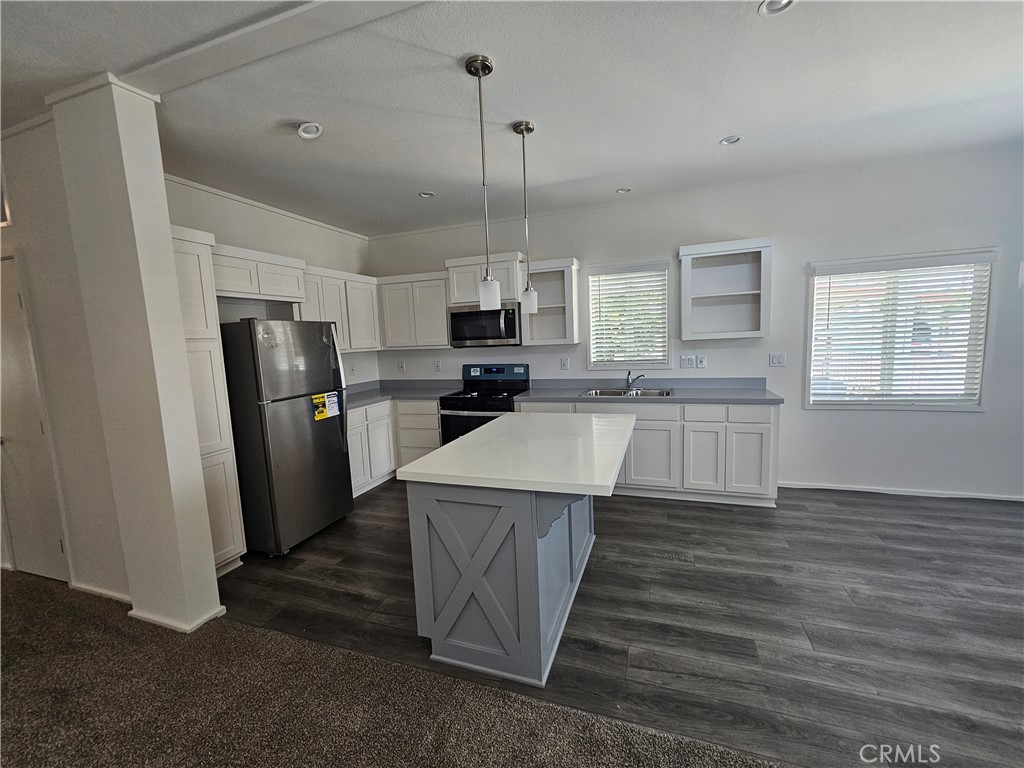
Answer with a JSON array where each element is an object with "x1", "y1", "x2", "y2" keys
[{"x1": 220, "y1": 319, "x2": 353, "y2": 555}]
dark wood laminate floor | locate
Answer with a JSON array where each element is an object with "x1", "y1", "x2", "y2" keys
[{"x1": 219, "y1": 482, "x2": 1024, "y2": 768}]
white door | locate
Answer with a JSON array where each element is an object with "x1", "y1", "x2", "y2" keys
[
  {"x1": 299, "y1": 276, "x2": 324, "y2": 321},
  {"x1": 380, "y1": 282, "x2": 416, "y2": 348},
  {"x1": 348, "y1": 426, "x2": 370, "y2": 489},
  {"x1": 725, "y1": 424, "x2": 773, "y2": 495},
  {"x1": 321, "y1": 277, "x2": 350, "y2": 350},
  {"x1": 186, "y1": 340, "x2": 233, "y2": 455},
  {"x1": 346, "y1": 281, "x2": 381, "y2": 350},
  {"x1": 682, "y1": 423, "x2": 726, "y2": 491},
  {"x1": 200, "y1": 450, "x2": 245, "y2": 566},
  {"x1": 413, "y1": 279, "x2": 449, "y2": 346},
  {"x1": 624, "y1": 421, "x2": 681, "y2": 489},
  {"x1": 0, "y1": 259, "x2": 69, "y2": 581},
  {"x1": 367, "y1": 417, "x2": 396, "y2": 478},
  {"x1": 173, "y1": 242, "x2": 218, "y2": 339},
  {"x1": 448, "y1": 264, "x2": 482, "y2": 304}
]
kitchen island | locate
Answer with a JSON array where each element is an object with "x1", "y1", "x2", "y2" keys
[{"x1": 396, "y1": 412, "x2": 635, "y2": 687}]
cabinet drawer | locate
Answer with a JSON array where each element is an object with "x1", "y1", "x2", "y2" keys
[
  {"x1": 398, "y1": 429, "x2": 441, "y2": 449},
  {"x1": 256, "y1": 262, "x2": 305, "y2": 299},
  {"x1": 576, "y1": 402, "x2": 680, "y2": 421},
  {"x1": 395, "y1": 400, "x2": 439, "y2": 415},
  {"x1": 365, "y1": 401, "x2": 392, "y2": 422},
  {"x1": 728, "y1": 405, "x2": 773, "y2": 424},
  {"x1": 684, "y1": 405, "x2": 727, "y2": 422},
  {"x1": 399, "y1": 445, "x2": 435, "y2": 467},
  {"x1": 397, "y1": 413, "x2": 439, "y2": 430},
  {"x1": 347, "y1": 406, "x2": 367, "y2": 426},
  {"x1": 518, "y1": 402, "x2": 574, "y2": 413},
  {"x1": 212, "y1": 254, "x2": 259, "y2": 294}
]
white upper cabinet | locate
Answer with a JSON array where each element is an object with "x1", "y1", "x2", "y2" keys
[
  {"x1": 379, "y1": 274, "x2": 450, "y2": 349},
  {"x1": 445, "y1": 252, "x2": 524, "y2": 305},
  {"x1": 321, "y1": 277, "x2": 350, "y2": 349},
  {"x1": 345, "y1": 280, "x2": 381, "y2": 350},
  {"x1": 210, "y1": 243, "x2": 306, "y2": 302},
  {"x1": 173, "y1": 239, "x2": 219, "y2": 340},
  {"x1": 522, "y1": 258, "x2": 580, "y2": 346},
  {"x1": 679, "y1": 237, "x2": 773, "y2": 340},
  {"x1": 299, "y1": 275, "x2": 324, "y2": 322}
]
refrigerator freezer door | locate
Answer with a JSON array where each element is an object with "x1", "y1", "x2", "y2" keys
[
  {"x1": 262, "y1": 390, "x2": 353, "y2": 552},
  {"x1": 253, "y1": 320, "x2": 339, "y2": 401}
]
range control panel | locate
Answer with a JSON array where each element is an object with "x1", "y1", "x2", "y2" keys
[{"x1": 462, "y1": 363, "x2": 529, "y2": 382}]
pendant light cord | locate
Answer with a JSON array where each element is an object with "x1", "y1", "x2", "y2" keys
[
  {"x1": 477, "y1": 74, "x2": 492, "y2": 278},
  {"x1": 521, "y1": 130, "x2": 532, "y2": 289}
]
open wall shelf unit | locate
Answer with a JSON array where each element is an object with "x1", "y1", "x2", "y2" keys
[{"x1": 679, "y1": 237, "x2": 773, "y2": 340}]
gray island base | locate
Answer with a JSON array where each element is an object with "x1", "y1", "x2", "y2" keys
[{"x1": 397, "y1": 412, "x2": 635, "y2": 687}]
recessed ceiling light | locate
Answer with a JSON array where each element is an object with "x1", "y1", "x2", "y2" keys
[
  {"x1": 616, "y1": 187, "x2": 632, "y2": 194},
  {"x1": 719, "y1": 135, "x2": 742, "y2": 145},
  {"x1": 418, "y1": 191, "x2": 436, "y2": 198},
  {"x1": 297, "y1": 122, "x2": 323, "y2": 140},
  {"x1": 758, "y1": 0, "x2": 794, "y2": 17}
]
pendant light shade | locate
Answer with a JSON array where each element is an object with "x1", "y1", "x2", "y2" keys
[
  {"x1": 513, "y1": 120, "x2": 538, "y2": 315},
  {"x1": 466, "y1": 54, "x2": 501, "y2": 311}
]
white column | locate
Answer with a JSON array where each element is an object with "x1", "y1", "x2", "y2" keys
[{"x1": 47, "y1": 74, "x2": 223, "y2": 632}]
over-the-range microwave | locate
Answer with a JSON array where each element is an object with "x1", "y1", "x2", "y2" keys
[{"x1": 448, "y1": 301, "x2": 522, "y2": 347}]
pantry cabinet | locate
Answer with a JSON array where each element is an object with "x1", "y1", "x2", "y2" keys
[{"x1": 171, "y1": 225, "x2": 246, "y2": 573}]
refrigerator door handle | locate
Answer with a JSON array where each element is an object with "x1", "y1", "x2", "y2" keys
[{"x1": 328, "y1": 322, "x2": 346, "y2": 390}]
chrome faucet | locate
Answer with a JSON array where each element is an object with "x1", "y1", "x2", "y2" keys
[{"x1": 625, "y1": 371, "x2": 647, "y2": 390}]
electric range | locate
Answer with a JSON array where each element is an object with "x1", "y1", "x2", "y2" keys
[{"x1": 439, "y1": 364, "x2": 529, "y2": 444}]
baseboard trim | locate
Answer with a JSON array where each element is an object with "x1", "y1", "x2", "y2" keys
[
  {"x1": 128, "y1": 604, "x2": 226, "y2": 634},
  {"x1": 778, "y1": 481, "x2": 1024, "y2": 502},
  {"x1": 215, "y1": 556, "x2": 244, "y2": 578},
  {"x1": 614, "y1": 486, "x2": 777, "y2": 508},
  {"x1": 70, "y1": 581, "x2": 131, "y2": 604},
  {"x1": 353, "y1": 471, "x2": 396, "y2": 498}
]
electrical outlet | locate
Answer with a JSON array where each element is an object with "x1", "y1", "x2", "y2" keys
[
  {"x1": 680, "y1": 354, "x2": 696, "y2": 369},
  {"x1": 560, "y1": 357, "x2": 570, "y2": 371},
  {"x1": 696, "y1": 354, "x2": 708, "y2": 369},
  {"x1": 348, "y1": 362, "x2": 356, "y2": 375},
  {"x1": 398, "y1": 360, "x2": 406, "y2": 373},
  {"x1": 433, "y1": 360, "x2": 442, "y2": 373},
  {"x1": 769, "y1": 352, "x2": 788, "y2": 367}
]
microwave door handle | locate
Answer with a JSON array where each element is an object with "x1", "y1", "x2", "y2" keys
[{"x1": 497, "y1": 309, "x2": 507, "y2": 339}]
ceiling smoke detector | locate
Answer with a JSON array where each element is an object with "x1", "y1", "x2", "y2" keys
[
  {"x1": 297, "y1": 122, "x2": 323, "y2": 140},
  {"x1": 758, "y1": 0, "x2": 794, "y2": 17}
]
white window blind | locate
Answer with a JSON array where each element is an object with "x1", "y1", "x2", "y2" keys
[
  {"x1": 589, "y1": 268, "x2": 669, "y2": 366},
  {"x1": 809, "y1": 253, "x2": 993, "y2": 407}
]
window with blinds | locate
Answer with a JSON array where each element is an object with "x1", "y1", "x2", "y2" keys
[
  {"x1": 589, "y1": 267, "x2": 669, "y2": 366},
  {"x1": 808, "y1": 250, "x2": 994, "y2": 408}
]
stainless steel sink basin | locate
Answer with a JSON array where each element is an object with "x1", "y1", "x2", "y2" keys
[{"x1": 579, "y1": 388, "x2": 673, "y2": 397}]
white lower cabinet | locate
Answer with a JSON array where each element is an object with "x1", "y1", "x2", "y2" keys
[
  {"x1": 348, "y1": 402, "x2": 396, "y2": 496},
  {"x1": 201, "y1": 450, "x2": 245, "y2": 567},
  {"x1": 623, "y1": 421, "x2": 681, "y2": 488},
  {"x1": 682, "y1": 423, "x2": 726, "y2": 492},
  {"x1": 395, "y1": 400, "x2": 441, "y2": 467},
  {"x1": 725, "y1": 424, "x2": 773, "y2": 495}
]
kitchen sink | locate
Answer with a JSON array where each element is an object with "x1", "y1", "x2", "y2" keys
[{"x1": 579, "y1": 388, "x2": 673, "y2": 397}]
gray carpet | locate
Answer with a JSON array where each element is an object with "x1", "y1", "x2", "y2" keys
[{"x1": 1, "y1": 571, "x2": 781, "y2": 768}]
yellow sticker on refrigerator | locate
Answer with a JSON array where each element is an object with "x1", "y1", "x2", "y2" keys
[{"x1": 311, "y1": 392, "x2": 340, "y2": 421}]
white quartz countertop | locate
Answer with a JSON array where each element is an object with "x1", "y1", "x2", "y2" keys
[{"x1": 396, "y1": 412, "x2": 636, "y2": 496}]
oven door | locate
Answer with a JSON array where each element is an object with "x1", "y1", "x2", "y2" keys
[
  {"x1": 440, "y1": 410, "x2": 506, "y2": 444},
  {"x1": 449, "y1": 304, "x2": 521, "y2": 347}
]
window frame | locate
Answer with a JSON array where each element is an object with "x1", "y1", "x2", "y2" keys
[
  {"x1": 586, "y1": 260, "x2": 672, "y2": 371},
  {"x1": 803, "y1": 247, "x2": 997, "y2": 413}
]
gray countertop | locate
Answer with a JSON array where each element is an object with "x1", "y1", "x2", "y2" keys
[
  {"x1": 346, "y1": 381, "x2": 459, "y2": 410},
  {"x1": 516, "y1": 387, "x2": 783, "y2": 405}
]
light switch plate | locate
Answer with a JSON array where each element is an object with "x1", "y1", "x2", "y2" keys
[
  {"x1": 680, "y1": 354, "x2": 696, "y2": 369},
  {"x1": 433, "y1": 360, "x2": 442, "y2": 373},
  {"x1": 398, "y1": 360, "x2": 406, "y2": 373},
  {"x1": 769, "y1": 352, "x2": 787, "y2": 367},
  {"x1": 696, "y1": 354, "x2": 708, "y2": 369}
]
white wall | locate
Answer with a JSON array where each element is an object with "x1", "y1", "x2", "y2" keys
[
  {"x1": 165, "y1": 176, "x2": 369, "y2": 273},
  {"x1": 369, "y1": 145, "x2": 1024, "y2": 499},
  {"x1": 1, "y1": 121, "x2": 131, "y2": 597}
]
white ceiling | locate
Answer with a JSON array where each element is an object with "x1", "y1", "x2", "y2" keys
[{"x1": 3, "y1": 1, "x2": 1022, "y2": 237}]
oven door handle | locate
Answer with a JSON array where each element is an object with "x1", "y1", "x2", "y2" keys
[{"x1": 440, "y1": 410, "x2": 510, "y2": 418}]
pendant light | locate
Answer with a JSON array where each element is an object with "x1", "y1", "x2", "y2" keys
[
  {"x1": 513, "y1": 120, "x2": 538, "y2": 314},
  {"x1": 466, "y1": 54, "x2": 502, "y2": 311}
]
